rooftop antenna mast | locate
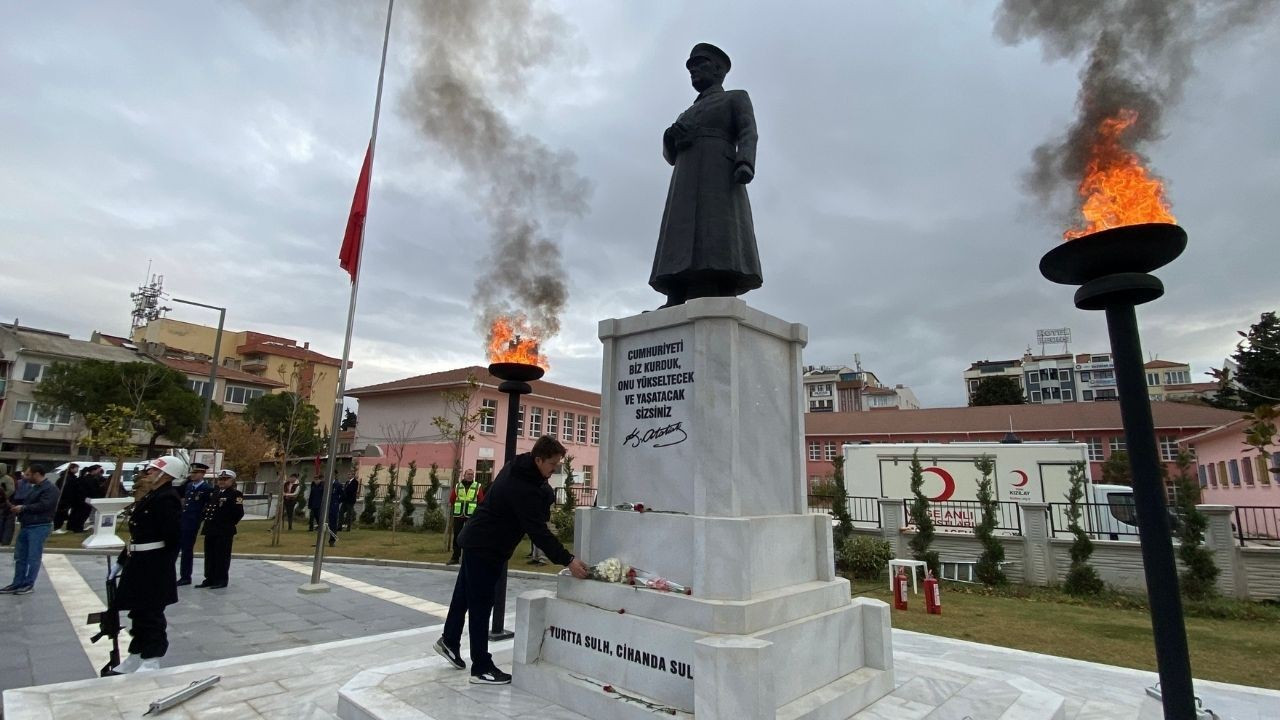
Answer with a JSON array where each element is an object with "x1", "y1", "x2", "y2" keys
[{"x1": 130, "y1": 269, "x2": 170, "y2": 332}]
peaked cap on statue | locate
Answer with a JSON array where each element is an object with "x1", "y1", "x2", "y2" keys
[{"x1": 687, "y1": 43, "x2": 731, "y2": 72}]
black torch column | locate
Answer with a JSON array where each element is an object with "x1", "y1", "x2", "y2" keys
[
  {"x1": 486, "y1": 360, "x2": 545, "y2": 640},
  {"x1": 1040, "y1": 223, "x2": 1194, "y2": 719}
]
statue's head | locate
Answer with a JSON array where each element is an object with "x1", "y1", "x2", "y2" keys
[{"x1": 686, "y1": 43, "x2": 730, "y2": 92}]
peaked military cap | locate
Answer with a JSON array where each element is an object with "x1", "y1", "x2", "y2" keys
[{"x1": 687, "y1": 43, "x2": 731, "y2": 72}]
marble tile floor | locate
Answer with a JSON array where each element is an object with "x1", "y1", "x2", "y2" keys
[{"x1": 11, "y1": 620, "x2": 1277, "y2": 720}]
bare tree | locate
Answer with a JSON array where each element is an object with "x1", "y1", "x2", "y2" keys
[
  {"x1": 380, "y1": 419, "x2": 419, "y2": 543},
  {"x1": 431, "y1": 374, "x2": 486, "y2": 546}
]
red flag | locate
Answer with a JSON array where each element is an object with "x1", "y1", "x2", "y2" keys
[{"x1": 339, "y1": 142, "x2": 373, "y2": 281}]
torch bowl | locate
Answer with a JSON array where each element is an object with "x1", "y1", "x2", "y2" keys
[
  {"x1": 488, "y1": 362, "x2": 545, "y2": 383},
  {"x1": 1040, "y1": 223, "x2": 1187, "y2": 286}
]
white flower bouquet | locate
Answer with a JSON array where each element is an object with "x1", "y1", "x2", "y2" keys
[{"x1": 589, "y1": 557, "x2": 627, "y2": 583}]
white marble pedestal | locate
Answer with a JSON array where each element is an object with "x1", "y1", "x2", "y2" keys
[
  {"x1": 509, "y1": 299, "x2": 894, "y2": 719},
  {"x1": 82, "y1": 497, "x2": 131, "y2": 550}
]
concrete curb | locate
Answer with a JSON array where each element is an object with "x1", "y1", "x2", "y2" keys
[{"x1": 0, "y1": 546, "x2": 560, "y2": 581}]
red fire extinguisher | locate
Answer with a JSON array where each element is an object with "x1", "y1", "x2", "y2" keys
[
  {"x1": 924, "y1": 569, "x2": 941, "y2": 615},
  {"x1": 893, "y1": 567, "x2": 909, "y2": 611}
]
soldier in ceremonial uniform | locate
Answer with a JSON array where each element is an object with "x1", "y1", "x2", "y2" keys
[
  {"x1": 198, "y1": 469, "x2": 244, "y2": 589},
  {"x1": 175, "y1": 462, "x2": 212, "y2": 586},
  {"x1": 111, "y1": 455, "x2": 187, "y2": 674}
]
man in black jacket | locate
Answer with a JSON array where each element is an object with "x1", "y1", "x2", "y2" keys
[{"x1": 434, "y1": 436, "x2": 589, "y2": 685}]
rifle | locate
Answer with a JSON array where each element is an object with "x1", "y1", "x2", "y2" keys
[{"x1": 86, "y1": 556, "x2": 123, "y2": 676}]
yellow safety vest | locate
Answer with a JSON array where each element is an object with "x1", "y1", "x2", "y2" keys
[{"x1": 453, "y1": 484, "x2": 479, "y2": 516}]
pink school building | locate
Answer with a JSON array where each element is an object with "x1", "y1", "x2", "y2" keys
[
  {"x1": 347, "y1": 366, "x2": 601, "y2": 499},
  {"x1": 1180, "y1": 412, "x2": 1279, "y2": 539}
]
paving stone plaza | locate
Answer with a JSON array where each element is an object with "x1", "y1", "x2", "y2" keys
[{"x1": 4, "y1": 550, "x2": 1278, "y2": 719}]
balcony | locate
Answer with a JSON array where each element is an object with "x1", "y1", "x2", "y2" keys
[{"x1": 240, "y1": 356, "x2": 268, "y2": 372}]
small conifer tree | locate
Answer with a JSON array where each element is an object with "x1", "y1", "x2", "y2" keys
[
  {"x1": 400, "y1": 460, "x2": 417, "y2": 529},
  {"x1": 358, "y1": 463, "x2": 382, "y2": 526},
  {"x1": 1063, "y1": 461, "x2": 1104, "y2": 596},
  {"x1": 1172, "y1": 451, "x2": 1219, "y2": 599},
  {"x1": 973, "y1": 454, "x2": 1007, "y2": 586},
  {"x1": 907, "y1": 450, "x2": 940, "y2": 575}
]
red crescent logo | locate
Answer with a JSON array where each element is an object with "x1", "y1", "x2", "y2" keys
[
  {"x1": 921, "y1": 467, "x2": 956, "y2": 502},
  {"x1": 1011, "y1": 470, "x2": 1029, "y2": 488}
]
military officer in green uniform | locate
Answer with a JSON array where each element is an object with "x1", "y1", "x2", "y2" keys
[{"x1": 197, "y1": 469, "x2": 244, "y2": 589}]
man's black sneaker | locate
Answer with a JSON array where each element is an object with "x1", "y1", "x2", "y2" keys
[
  {"x1": 176, "y1": 578, "x2": 191, "y2": 586},
  {"x1": 0, "y1": 585, "x2": 19, "y2": 595},
  {"x1": 433, "y1": 638, "x2": 465, "y2": 670},
  {"x1": 13, "y1": 585, "x2": 34, "y2": 595},
  {"x1": 469, "y1": 668, "x2": 511, "y2": 685}
]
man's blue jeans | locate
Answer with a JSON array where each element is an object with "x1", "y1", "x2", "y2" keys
[
  {"x1": 12, "y1": 522, "x2": 52, "y2": 588},
  {"x1": 441, "y1": 553, "x2": 503, "y2": 674}
]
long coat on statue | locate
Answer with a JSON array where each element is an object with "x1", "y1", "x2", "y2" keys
[{"x1": 650, "y1": 84, "x2": 762, "y2": 297}]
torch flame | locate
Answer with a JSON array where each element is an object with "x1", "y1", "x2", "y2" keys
[
  {"x1": 1064, "y1": 109, "x2": 1176, "y2": 241},
  {"x1": 487, "y1": 314, "x2": 549, "y2": 369}
]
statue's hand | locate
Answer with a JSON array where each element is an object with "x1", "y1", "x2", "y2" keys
[
  {"x1": 733, "y1": 163, "x2": 754, "y2": 184},
  {"x1": 668, "y1": 122, "x2": 693, "y2": 151}
]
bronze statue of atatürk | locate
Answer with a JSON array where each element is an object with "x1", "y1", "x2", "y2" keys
[{"x1": 650, "y1": 43, "x2": 762, "y2": 307}]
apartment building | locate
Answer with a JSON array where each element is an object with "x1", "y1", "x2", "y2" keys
[
  {"x1": 803, "y1": 364, "x2": 919, "y2": 413},
  {"x1": 129, "y1": 318, "x2": 348, "y2": 426}
]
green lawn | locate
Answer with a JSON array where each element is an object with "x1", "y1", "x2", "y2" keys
[
  {"x1": 849, "y1": 579, "x2": 1280, "y2": 690},
  {"x1": 45, "y1": 519, "x2": 564, "y2": 574},
  {"x1": 45, "y1": 526, "x2": 1278, "y2": 689}
]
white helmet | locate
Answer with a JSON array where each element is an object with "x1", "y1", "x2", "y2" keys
[{"x1": 148, "y1": 455, "x2": 190, "y2": 482}]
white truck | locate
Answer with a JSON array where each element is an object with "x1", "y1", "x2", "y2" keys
[{"x1": 839, "y1": 442, "x2": 1140, "y2": 539}]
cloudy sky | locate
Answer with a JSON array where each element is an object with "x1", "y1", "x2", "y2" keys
[{"x1": 3, "y1": 1, "x2": 1277, "y2": 408}]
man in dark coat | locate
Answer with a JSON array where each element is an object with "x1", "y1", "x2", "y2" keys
[
  {"x1": 67, "y1": 465, "x2": 104, "y2": 533},
  {"x1": 340, "y1": 470, "x2": 360, "y2": 531},
  {"x1": 110, "y1": 455, "x2": 185, "y2": 673},
  {"x1": 326, "y1": 475, "x2": 343, "y2": 546},
  {"x1": 434, "y1": 436, "x2": 589, "y2": 685},
  {"x1": 650, "y1": 43, "x2": 762, "y2": 307},
  {"x1": 175, "y1": 462, "x2": 212, "y2": 586},
  {"x1": 52, "y1": 463, "x2": 79, "y2": 533},
  {"x1": 198, "y1": 469, "x2": 244, "y2": 589},
  {"x1": 307, "y1": 475, "x2": 324, "y2": 531}
]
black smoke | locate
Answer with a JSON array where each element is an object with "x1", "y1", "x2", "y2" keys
[
  {"x1": 400, "y1": 0, "x2": 590, "y2": 348},
  {"x1": 994, "y1": 0, "x2": 1273, "y2": 219}
]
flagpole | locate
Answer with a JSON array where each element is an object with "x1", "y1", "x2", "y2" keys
[{"x1": 302, "y1": 0, "x2": 395, "y2": 592}]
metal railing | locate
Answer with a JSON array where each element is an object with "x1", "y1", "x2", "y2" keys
[
  {"x1": 904, "y1": 498, "x2": 1022, "y2": 535},
  {"x1": 807, "y1": 495, "x2": 882, "y2": 526},
  {"x1": 554, "y1": 486, "x2": 598, "y2": 508},
  {"x1": 1048, "y1": 501, "x2": 1142, "y2": 539},
  {"x1": 1233, "y1": 506, "x2": 1280, "y2": 546}
]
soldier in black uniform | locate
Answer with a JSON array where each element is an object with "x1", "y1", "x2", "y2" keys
[
  {"x1": 111, "y1": 455, "x2": 186, "y2": 674},
  {"x1": 198, "y1": 469, "x2": 244, "y2": 589}
]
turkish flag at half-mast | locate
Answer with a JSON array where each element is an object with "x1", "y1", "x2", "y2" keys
[{"x1": 338, "y1": 142, "x2": 373, "y2": 282}]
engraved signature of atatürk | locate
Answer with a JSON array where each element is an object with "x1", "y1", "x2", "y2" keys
[{"x1": 622, "y1": 422, "x2": 688, "y2": 449}]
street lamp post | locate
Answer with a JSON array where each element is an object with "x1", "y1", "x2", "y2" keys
[{"x1": 172, "y1": 298, "x2": 226, "y2": 440}]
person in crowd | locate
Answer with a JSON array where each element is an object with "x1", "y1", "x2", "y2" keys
[
  {"x1": 67, "y1": 465, "x2": 105, "y2": 533},
  {"x1": 325, "y1": 474, "x2": 343, "y2": 546},
  {"x1": 0, "y1": 463, "x2": 15, "y2": 546},
  {"x1": 52, "y1": 463, "x2": 79, "y2": 534},
  {"x1": 340, "y1": 470, "x2": 361, "y2": 531},
  {"x1": 434, "y1": 436, "x2": 589, "y2": 685},
  {"x1": 447, "y1": 470, "x2": 484, "y2": 565},
  {"x1": 307, "y1": 475, "x2": 324, "y2": 532},
  {"x1": 176, "y1": 463, "x2": 212, "y2": 586},
  {"x1": 109, "y1": 456, "x2": 186, "y2": 673},
  {"x1": 1, "y1": 465, "x2": 57, "y2": 594},
  {"x1": 281, "y1": 473, "x2": 300, "y2": 531},
  {"x1": 198, "y1": 469, "x2": 244, "y2": 590}
]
